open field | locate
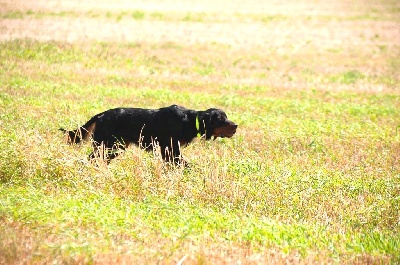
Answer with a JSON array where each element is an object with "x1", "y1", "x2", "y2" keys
[{"x1": 0, "y1": 0, "x2": 399, "y2": 264}]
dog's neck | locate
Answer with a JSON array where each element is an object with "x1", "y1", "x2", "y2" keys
[{"x1": 189, "y1": 110, "x2": 204, "y2": 138}]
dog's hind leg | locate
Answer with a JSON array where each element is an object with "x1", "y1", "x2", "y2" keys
[{"x1": 89, "y1": 139, "x2": 127, "y2": 164}]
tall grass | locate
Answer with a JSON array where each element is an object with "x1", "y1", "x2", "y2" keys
[{"x1": 1, "y1": 3, "x2": 399, "y2": 263}]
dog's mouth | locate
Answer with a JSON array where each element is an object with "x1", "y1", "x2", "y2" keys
[{"x1": 212, "y1": 124, "x2": 238, "y2": 140}]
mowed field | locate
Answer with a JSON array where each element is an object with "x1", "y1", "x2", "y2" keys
[{"x1": 0, "y1": 0, "x2": 399, "y2": 264}]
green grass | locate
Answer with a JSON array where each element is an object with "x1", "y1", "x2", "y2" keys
[
  {"x1": 1, "y1": 185, "x2": 397, "y2": 255},
  {"x1": 1, "y1": 1, "x2": 400, "y2": 262},
  {"x1": 1, "y1": 39, "x2": 399, "y2": 263}
]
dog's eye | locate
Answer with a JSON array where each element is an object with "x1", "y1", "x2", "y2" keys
[
  {"x1": 211, "y1": 115, "x2": 220, "y2": 123},
  {"x1": 213, "y1": 116, "x2": 225, "y2": 126}
]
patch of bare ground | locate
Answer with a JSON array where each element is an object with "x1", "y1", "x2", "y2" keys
[
  {"x1": 1, "y1": 16, "x2": 399, "y2": 49},
  {"x1": 1, "y1": 0, "x2": 400, "y2": 49}
]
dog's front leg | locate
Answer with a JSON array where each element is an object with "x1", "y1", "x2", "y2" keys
[{"x1": 160, "y1": 140, "x2": 185, "y2": 166}]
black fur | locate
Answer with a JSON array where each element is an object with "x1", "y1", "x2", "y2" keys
[{"x1": 60, "y1": 105, "x2": 237, "y2": 164}]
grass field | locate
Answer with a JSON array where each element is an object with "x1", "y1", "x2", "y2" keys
[{"x1": 0, "y1": 0, "x2": 399, "y2": 264}]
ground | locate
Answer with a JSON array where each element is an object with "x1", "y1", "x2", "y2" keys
[{"x1": 0, "y1": 0, "x2": 399, "y2": 264}]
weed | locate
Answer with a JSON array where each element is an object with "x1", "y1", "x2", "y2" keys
[
  {"x1": 131, "y1": 10, "x2": 145, "y2": 20},
  {"x1": 328, "y1": 70, "x2": 365, "y2": 85}
]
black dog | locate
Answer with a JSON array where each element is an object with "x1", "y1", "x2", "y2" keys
[{"x1": 60, "y1": 105, "x2": 237, "y2": 164}]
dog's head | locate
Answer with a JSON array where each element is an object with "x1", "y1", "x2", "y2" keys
[{"x1": 199, "y1": 108, "x2": 238, "y2": 140}]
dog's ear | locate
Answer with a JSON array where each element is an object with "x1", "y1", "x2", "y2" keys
[
  {"x1": 201, "y1": 112, "x2": 211, "y2": 124},
  {"x1": 199, "y1": 110, "x2": 216, "y2": 140}
]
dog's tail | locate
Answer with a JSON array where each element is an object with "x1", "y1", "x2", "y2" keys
[{"x1": 60, "y1": 116, "x2": 97, "y2": 144}]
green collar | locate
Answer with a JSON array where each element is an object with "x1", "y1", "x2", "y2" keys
[{"x1": 196, "y1": 114, "x2": 201, "y2": 138}]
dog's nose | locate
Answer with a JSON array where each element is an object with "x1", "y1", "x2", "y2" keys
[{"x1": 234, "y1": 124, "x2": 238, "y2": 129}]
